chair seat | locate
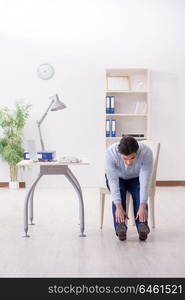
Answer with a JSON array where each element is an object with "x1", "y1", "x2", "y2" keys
[{"x1": 100, "y1": 187, "x2": 110, "y2": 194}]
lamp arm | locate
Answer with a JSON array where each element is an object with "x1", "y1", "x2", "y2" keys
[
  {"x1": 37, "y1": 122, "x2": 45, "y2": 151},
  {"x1": 37, "y1": 99, "x2": 54, "y2": 151},
  {"x1": 37, "y1": 99, "x2": 54, "y2": 126}
]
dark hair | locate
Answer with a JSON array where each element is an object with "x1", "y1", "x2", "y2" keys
[{"x1": 118, "y1": 136, "x2": 139, "y2": 155}]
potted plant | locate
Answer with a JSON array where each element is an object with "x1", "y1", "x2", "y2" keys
[{"x1": 0, "y1": 101, "x2": 32, "y2": 188}]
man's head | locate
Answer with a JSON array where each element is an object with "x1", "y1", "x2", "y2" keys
[{"x1": 118, "y1": 136, "x2": 139, "y2": 166}]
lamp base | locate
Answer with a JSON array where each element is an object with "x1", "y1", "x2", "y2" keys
[{"x1": 24, "y1": 151, "x2": 56, "y2": 161}]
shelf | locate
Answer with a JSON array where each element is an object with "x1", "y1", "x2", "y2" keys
[
  {"x1": 106, "y1": 114, "x2": 148, "y2": 117},
  {"x1": 106, "y1": 68, "x2": 148, "y2": 75},
  {"x1": 106, "y1": 137, "x2": 147, "y2": 141},
  {"x1": 105, "y1": 68, "x2": 150, "y2": 146},
  {"x1": 105, "y1": 90, "x2": 148, "y2": 94}
]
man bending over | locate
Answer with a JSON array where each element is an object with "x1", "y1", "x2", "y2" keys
[{"x1": 105, "y1": 136, "x2": 153, "y2": 241}]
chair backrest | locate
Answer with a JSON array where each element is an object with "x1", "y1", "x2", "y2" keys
[{"x1": 141, "y1": 140, "x2": 160, "y2": 195}]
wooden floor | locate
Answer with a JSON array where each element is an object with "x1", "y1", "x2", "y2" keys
[{"x1": 0, "y1": 186, "x2": 185, "y2": 278}]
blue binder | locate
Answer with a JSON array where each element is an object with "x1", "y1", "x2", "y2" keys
[
  {"x1": 106, "y1": 119, "x2": 111, "y2": 137},
  {"x1": 24, "y1": 151, "x2": 56, "y2": 161},
  {"x1": 110, "y1": 96, "x2": 115, "y2": 114},
  {"x1": 106, "y1": 96, "x2": 111, "y2": 113},
  {"x1": 111, "y1": 119, "x2": 116, "y2": 137}
]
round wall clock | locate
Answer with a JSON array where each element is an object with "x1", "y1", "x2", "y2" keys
[{"x1": 37, "y1": 63, "x2": 55, "y2": 80}]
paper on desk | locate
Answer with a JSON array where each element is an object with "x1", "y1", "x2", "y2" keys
[{"x1": 57, "y1": 156, "x2": 89, "y2": 163}]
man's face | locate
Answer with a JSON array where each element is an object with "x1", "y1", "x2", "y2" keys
[{"x1": 120, "y1": 152, "x2": 137, "y2": 166}]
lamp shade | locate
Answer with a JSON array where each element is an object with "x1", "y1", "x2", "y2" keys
[{"x1": 50, "y1": 94, "x2": 66, "y2": 111}]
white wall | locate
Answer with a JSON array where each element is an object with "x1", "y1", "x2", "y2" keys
[{"x1": 0, "y1": 0, "x2": 185, "y2": 187}]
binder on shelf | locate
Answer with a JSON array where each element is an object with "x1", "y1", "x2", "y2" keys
[
  {"x1": 106, "y1": 96, "x2": 111, "y2": 114},
  {"x1": 110, "y1": 96, "x2": 115, "y2": 114},
  {"x1": 111, "y1": 119, "x2": 116, "y2": 137},
  {"x1": 106, "y1": 119, "x2": 111, "y2": 137}
]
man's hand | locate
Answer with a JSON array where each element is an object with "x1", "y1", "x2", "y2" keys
[
  {"x1": 115, "y1": 203, "x2": 129, "y2": 223},
  {"x1": 135, "y1": 203, "x2": 148, "y2": 222}
]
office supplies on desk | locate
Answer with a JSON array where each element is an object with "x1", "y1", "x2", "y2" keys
[
  {"x1": 24, "y1": 151, "x2": 56, "y2": 161},
  {"x1": 58, "y1": 156, "x2": 81, "y2": 163}
]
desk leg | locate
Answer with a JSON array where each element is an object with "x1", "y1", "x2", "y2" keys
[
  {"x1": 29, "y1": 186, "x2": 36, "y2": 225},
  {"x1": 23, "y1": 173, "x2": 42, "y2": 237},
  {"x1": 66, "y1": 170, "x2": 83, "y2": 225},
  {"x1": 65, "y1": 168, "x2": 86, "y2": 237},
  {"x1": 66, "y1": 170, "x2": 81, "y2": 225}
]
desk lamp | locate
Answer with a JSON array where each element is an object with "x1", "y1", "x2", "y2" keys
[{"x1": 37, "y1": 94, "x2": 66, "y2": 161}]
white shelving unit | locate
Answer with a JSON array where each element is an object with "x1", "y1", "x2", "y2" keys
[{"x1": 105, "y1": 68, "x2": 150, "y2": 148}]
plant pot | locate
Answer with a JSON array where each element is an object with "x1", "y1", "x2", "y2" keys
[{"x1": 9, "y1": 181, "x2": 19, "y2": 189}]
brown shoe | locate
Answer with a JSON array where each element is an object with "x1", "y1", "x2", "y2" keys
[
  {"x1": 138, "y1": 223, "x2": 150, "y2": 241},
  {"x1": 116, "y1": 223, "x2": 127, "y2": 241}
]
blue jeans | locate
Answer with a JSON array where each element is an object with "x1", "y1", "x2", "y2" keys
[{"x1": 105, "y1": 175, "x2": 148, "y2": 232}]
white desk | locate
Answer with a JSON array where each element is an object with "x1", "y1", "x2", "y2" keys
[{"x1": 17, "y1": 160, "x2": 89, "y2": 238}]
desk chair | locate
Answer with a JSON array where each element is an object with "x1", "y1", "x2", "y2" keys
[{"x1": 100, "y1": 140, "x2": 160, "y2": 229}]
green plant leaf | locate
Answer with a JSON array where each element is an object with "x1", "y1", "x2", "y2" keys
[{"x1": 0, "y1": 101, "x2": 32, "y2": 180}]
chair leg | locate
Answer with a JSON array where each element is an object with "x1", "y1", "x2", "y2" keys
[
  {"x1": 126, "y1": 193, "x2": 130, "y2": 226},
  {"x1": 130, "y1": 198, "x2": 135, "y2": 226},
  {"x1": 126, "y1": 193, "x2": 135, "y2": 226},
  {"x1": 100, "y1": 192, "x2": 105, "y2": 229},
  {"x1": 149, "y1": 195, "x2": 155, "y2": 228}
]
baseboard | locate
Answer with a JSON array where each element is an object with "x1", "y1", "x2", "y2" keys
[
  {"x1": 156, "y1": 181, "x2": 185, "y2": 186},
  {"x1": 0, "y1": 181, "x2": 185, "y2": 188},
  {"x1": 0, "y1": 182, "x2": 26, "y2": 188}
]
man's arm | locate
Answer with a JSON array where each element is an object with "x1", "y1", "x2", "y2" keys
[
  {"x1": 105, "y1": 151, "x2": 121, "y2": 204},
  {"x1": 136, "y1": 148, "x2": 153, "y2": 222},
  {"x1": 105, "y1": 150, "x2": 129, "y2": 223},
  {"x1": 139, "y1": 148, "x2": 153, "y2": 204}
]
